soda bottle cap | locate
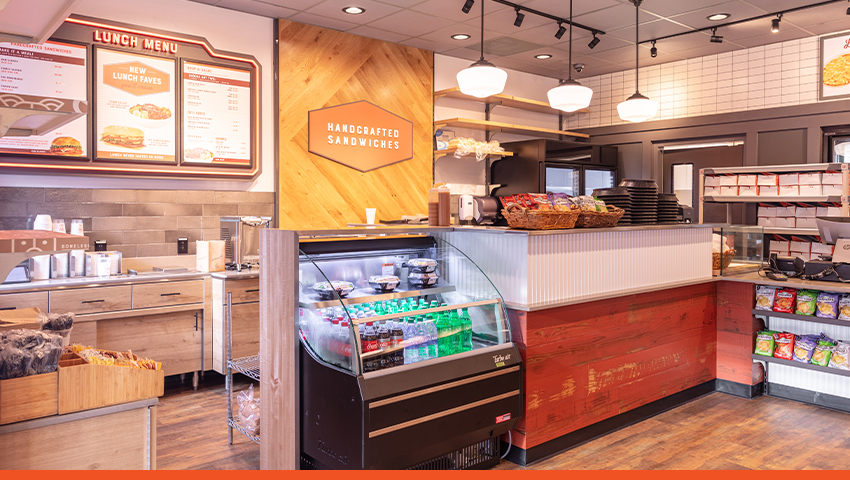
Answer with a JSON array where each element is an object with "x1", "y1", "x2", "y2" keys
[
  {"x1": 341, "y1": 321, "x2": 349, "y2": 326},
  {"x1": 366, "y1": 322, "x2": 373, "y2": 326},
  {"x1": 332, "y1": 319, "x2": 339, "y2": 324}
]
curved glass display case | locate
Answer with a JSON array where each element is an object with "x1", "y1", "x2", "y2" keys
[{"x1": 298, "y1": 236, "x2": 512, "y2": 376}]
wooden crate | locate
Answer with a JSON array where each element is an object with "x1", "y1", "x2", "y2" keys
[
  {"x1": 0, "y1": 371, "x2": 59, "y2": 425},
  {"x1": 58, "y1": 350, "x2": 164, "y2": 414}
]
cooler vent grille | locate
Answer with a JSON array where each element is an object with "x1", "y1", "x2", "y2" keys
[{"x1": 408, "y1": 437, "x2": 499, "y2": 470}]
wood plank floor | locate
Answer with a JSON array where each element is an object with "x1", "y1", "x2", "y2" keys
[{"x1": 156, "y1": 374, "x2": 850, "y2": 470}]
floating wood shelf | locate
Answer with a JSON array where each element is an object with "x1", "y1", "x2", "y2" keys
[
  {"x1": 434, "y1": 87, "x2": 589, "y2": 116},
  {"x1": 703, "y1": 196, "x2": 842, "y2": 204},
  {"x1": 762, "y1": 227, "x2": 820, "y2": 235},
  {"x1": 434, "y1": 118, "x2": 589, "y2": 140},
  {"x1": 433, "y1": 147, "x2": 513, "y2": 158}
]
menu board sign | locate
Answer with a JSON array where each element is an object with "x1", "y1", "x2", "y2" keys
[
  {"x1": 820, "y1": 32, "x2": 850, "y2": 101},
  {"x1": 95, "y1": 48, "x2": 176, "y2": 162},
  {"x1": 0, "y1": 41, "x2": 88, "y2": 157},
  {"x1": 182, "y1": 61, "x2": 252, "y2": 166}
]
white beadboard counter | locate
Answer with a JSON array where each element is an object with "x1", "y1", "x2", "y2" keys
[{"x1": 437, "y1": 224, "x2": 719, "y2": 311}]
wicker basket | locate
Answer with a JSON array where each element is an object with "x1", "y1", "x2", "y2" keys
[
  {"x1": 713, "y1": 250, "x2": 737, "y2": 270},
  {"x1": 502, "y1": 209, "x2": 579, "y2": 230},
  {"x1": 574, "y1": 206, "x2": 625, "y2": 228}
]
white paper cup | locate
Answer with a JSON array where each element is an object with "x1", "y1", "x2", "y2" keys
[{"x1": 366, "y1": 208, "x2": 376, "y2": 225}]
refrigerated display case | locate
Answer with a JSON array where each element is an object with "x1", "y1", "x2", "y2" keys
[{"x1": 297, "y1": 234, "x2": 522, "y2": 470}]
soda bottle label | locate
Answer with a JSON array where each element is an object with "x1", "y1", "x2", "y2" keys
[{"x1": 378, "y1": 338, "x2": 390, "y2": 351}]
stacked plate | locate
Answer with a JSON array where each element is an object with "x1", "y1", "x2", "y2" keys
[
  {"x1": 592, "y1": 187, "x2": 633, "y2": 225},
  {"x1": 619, "y1": 179, "x2": 658, "y2": 225},
  {"x1": 657, "y1": 193, "x2": 679, "y2": 224}
]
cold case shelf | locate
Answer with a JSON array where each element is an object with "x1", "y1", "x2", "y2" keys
[{"x1": 299, "y1": 284, "x2": 457, "y2": 310}]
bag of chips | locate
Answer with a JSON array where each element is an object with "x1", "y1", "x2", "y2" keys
[
  {"x1": 828, "y1": 342, "x2": 850, "y2": 370},
  {"x1": 593, "y1": 197, "x2": 608, "y2": 213},
  {"x1": 838, "y1": 295, "x2": 850, "y2": 320},
  {"x1": 755, "y1": 286, "x2": 776, "y2": 311},
  {"x1": 529, "y1": 193, "x2": 553, "y2": 211},
  {"x1": 547, "y1": 192, "x2": 573, "y2": 211},
  {"x1": 795, "y1": 290, "x2": 818, "y2": 316},
  {"x1": 773, "y1": 332, "x2": 796, "y2": 360},
  {"x1": 811, "y1": 339, "x2": 836, "y2": 367},
  {"x1": 793, "y1": 334, "x2": 820, "y2": 363},
  {"x1": 499, "y1": 195, "x2": 523, "y2": 213},
  {"x1": 816, "y1": 292, "x2": 840, "y2": 319},
  {"x1": 773, "y1": 288, "x2": 797, "y2": 313},
  {"x1": 754, "y1": 330, "x2": 778, "y2": 356}
]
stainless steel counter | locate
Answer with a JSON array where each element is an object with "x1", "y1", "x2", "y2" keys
[
  {"x1": 0, "y1": 270, "x2": 209, "y2": 294},
  {"x1": 210, "y1": 269, "x2": 260, "y2": 280}
]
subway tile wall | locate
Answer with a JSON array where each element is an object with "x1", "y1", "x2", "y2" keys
[
  {"x1": 564, "y1": 36, "x2": 822, "y2": 130},
  {"x1": 0, "y1": 188, "x2": 274, "y2": 258}
]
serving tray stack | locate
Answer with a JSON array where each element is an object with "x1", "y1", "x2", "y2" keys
[
  {"x1": 657, "y1": 193, "x2": 680, "y2": 224},
  {"x1": 619, "y1": 179, "x2": 658, "y2": 225},
  {"x1": 592, "y1": 187, "x2": 633, "y2": 226}
]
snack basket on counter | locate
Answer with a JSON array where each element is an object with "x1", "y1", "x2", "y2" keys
[
  {"x1": 574, "y1": 205, "x2": 625, "y2": 228},
  {"x1": 501, "y1": 209, "x2": 579, "y2": 230},
  {"x1": 712, "y1": 250, "x2": 737, "y2": 270}
]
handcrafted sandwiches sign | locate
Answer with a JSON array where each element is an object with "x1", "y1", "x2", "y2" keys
[{"x1": 308, "y1": 100, "x2": 413, "y2": 172}]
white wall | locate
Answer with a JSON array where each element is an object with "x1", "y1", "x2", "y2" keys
[{"x1": 0, "y1": 0, "x2": 275, "y2": 192}]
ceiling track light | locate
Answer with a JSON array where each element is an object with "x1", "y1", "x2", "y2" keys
[
  {"x1": 456, "y1": 0, "x2": 507, "y2": 98},
  {"x1": 555, "y1": 22, "x2": 567, "y2": 39},
  {"x1": 547, "y1": 0, "x2": 593, "y2": 113},
  {"x1": 588, "y1": 31, "x2": 600, "y2": 49},
  {"x1": 514, "y1": 7, "x2": 525, "y2": 27},
  {"x1": 710, "y1": 28, "x2": 723, "y2": 43},
  {"x1": 461, "y1": 0, "x2": 474, "y2": 14},
  {"x1": 771, "y1": 13, "x2": 781, "y2": 33},
  {"x1": 618, "y1": 0, "x2": 658, "y2": 123},
  {"x1": 650, "y1": 40, "x2": 657, "y2": 58}
]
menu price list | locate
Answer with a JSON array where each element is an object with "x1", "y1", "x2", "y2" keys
[{"x1": 182, "y1": 61, "x2": 251, "y2": 166}]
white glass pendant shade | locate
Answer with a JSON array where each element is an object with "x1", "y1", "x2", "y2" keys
[
  {"x1": 457, "y1": 60, "x2": 507, "y2": 98},
  {"x1": 547, "y1": 79, "x2": 593, "y2": 112},
  {"x1": 617, "y1": 92, "x2": 658, "y2": 123}
]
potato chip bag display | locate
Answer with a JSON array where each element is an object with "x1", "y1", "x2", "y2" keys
[
  {"x1": 574, "y1": 196, "x2": 598, "y2": 212},
  {"x1": 793, "y1": 335, "x2": 820, "y2": 363},
  {"x1": 754, "y1": 330, "x2": 778, "y2": 357},
  {"x1": 838, "y1": 295, "x2": 850, "y2": 320},
  {"x1": 795, "y1": 290, "x2": 818, "y2": 316},
  {"x1": 499, "y1": 195, "x2": 522, "y2": 212},
  {"x1": 773, "y1": 288, "x2": 797, "y2": 313},
  {"x1": 773, "y1": 332, "x2": 795, "y2": 360},
  {"x1": 828, "y1": 342, "x2": 850, "y2": 370},
  {"x1": 811, "y1": 339, "x2": 836, "y2": 367},
  {"x1": 593, "y1": 197, "x2": 608, "y2": 213},
  {"x1": 816, "y1": 292, "x2": 840, "y2": 319},
  {"x1": 547, "y1": 192, "x2": 573, "y2": 211},
  {"x1": 755, "y1": 286, "x2": 776, "y2": 311}
]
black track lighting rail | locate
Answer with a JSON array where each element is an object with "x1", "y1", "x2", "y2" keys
[
  {"x1": 488, "y1": 0, "x2": 606, "y2": 35},
  {"x1": 639, "y1": 0, "x2": 844, "y2": 45}
]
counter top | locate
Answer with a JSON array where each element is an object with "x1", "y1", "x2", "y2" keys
[
  {"x1": 0, "y1": 270, "x2": 208, "y2": 294},
  {"x1": 0, "y1": 397, "x2": 158, "y2": 435},
  {"x1": 210, "y1": 269, "x2": 260, "y2": 280},
  {"x1": 722, "y1": 271, "x2": 850, "y2": 293}
]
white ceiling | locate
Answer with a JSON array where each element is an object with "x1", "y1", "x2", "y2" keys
[{"x1": 190, "y1": 0, "x2": 850, "y2": 79}]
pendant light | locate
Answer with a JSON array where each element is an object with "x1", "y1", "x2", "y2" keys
[
  {"x1": 456, "y1": 0, "x2": 507, "y2": 97},
  {"x1": 617, "y1": 0, "x2": 658, "y2": 123},
  {"x1": 547, "y1": 0, "x2": 592, "y2": 112}
]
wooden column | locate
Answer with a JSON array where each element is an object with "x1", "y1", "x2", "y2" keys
[
  {"x1": 716, "y1": 281, "x2": 762, "y2": 386},
  {"x1": 260, "y1": 229, "x2": 300, "y2": 470}
]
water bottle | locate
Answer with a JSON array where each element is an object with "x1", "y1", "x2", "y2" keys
[
  {"x1": 460, "y1": 308, "x2": 473, "y2": 352},
  {"x1": 415, "y1": 318, "x2": 428, "y2": 361},
  {"x1": 377, "y1": 320, "x2": 392, "y2": 370},
  {"x1": 403, "y1": 317, "x2": 419, "y2": 364},
  {"x1": 424, "y1": 315, "x2": 439, "y2": 359}
]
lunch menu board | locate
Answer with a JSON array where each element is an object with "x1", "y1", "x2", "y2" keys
[
  {"x1": 182, "y1": 61, "x2": 252, "y2": 166},
  {"x1": 0, "y1": 41, "x2": 88, "y2": 157},
  {"x1": 95, "y1": 49, "x2": 176, "y2": 163}
]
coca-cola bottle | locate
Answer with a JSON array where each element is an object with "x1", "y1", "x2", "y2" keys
[
  {"x1": 338, "y1": 320, "x2": 352, "y2": 370},
  {"x1": 390, "y1": 318, "x2": 405, "y2": 366},
  {"x1": 362, "y1": 322, "x2": 379, "y2": 373},
  {"x1": 377, "y1": 320, "x2": 391, "y2": 370}
]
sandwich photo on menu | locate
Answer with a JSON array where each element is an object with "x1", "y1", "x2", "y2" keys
[
  {"x1": 100, "y1": 125, "x2": 145, "y2": 150},
  {"x1": 49, "y1": 137, "x2": 83, "y2": 156}
]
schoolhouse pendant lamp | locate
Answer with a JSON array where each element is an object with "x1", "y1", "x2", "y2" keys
[
  {"x1": 617, "y1": 0, "x2": 658, "y2": 123},
  {"x1": 457, "y1": 0, "x2": 507, "y2": 97},
  {"x1": 547, "y1": 0, "x2": 593, "y2": 112}
]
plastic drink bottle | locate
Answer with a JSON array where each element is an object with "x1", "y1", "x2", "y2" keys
[
  {"x1": 338, "y1": 320, "x2": 352, "y2": 370},
  {"x1": 377, "y1": 320, "x2": 392, "y2": 370},
  {"x1": 460, "y1": 308, "x2": 473, "y2": 352},
  {"x1": 403, "y1": 317, "x2": 419, "y2": 364},
  {"x1": 390, "y1": 318, "x2": 405, "y2": 366},
  {"x1": 415, "y1": 318, "x2": 428, "y2": 361},
  {"x1": 362, "y1": 322, "x2": 379, "y2": 372},
  {"x1": 424, "y1": 315, "x2": 438, "y2": 359},
  {"x1": 434, "y1": 311, "x2": 450, "y2": 357}
]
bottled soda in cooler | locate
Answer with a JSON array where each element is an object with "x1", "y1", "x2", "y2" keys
[
  {"x1": 403, "y1": 317, "x2": 419, "y2": 364},
  {"x1": 435, "y1": 311, "x2": 450, "y2": 357},
  {"x1": 377, "y1": 320, "x2": 392, "y2": 370},
  {"x1": 449, "y1": 309, "x2": 462, "y2": 355},
  {"x1": 390, "y1": 318, "x2": 405, "y2": 366},
  {"x1": 361, "y1": 322, "x2": 379, "y2": 373},
  {"x1": 337, "y1": 320, "x2": 352, "y2": 370},
  {"x1": 460, "y1": 308, "x2": 473, "y2": 352},
  {"x1": 329, "y1": 317, "x2": 341, "y2": 366}
]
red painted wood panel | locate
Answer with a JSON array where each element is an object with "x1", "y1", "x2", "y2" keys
[
  {"x1": 716, "y1": 281, "x2": 761, "y2": 385},
  {"x1": 511, "y1": 283, "x2": 717, "y2": 449}
]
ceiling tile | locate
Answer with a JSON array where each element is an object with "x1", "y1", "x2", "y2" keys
[
  {"x1": 367, "y1": 9, "x2": 458, "y2": 36},
  {"x1": 672, "y1": 42, "x2": 742, "y2": 60},
  {"x1": 743, "y1": 0, "x2": 824, "y2": 12},
  {"x1": 730, "y1": 25, "x2": 811, "y2": 48},
  {"x1": 721, "y1": 18, "x2": 807, "y2": 42},
  {"x1": 415, "y1": 25, "x2": 502, "y2": 44},
  {"x1": 347, "y1": 25, "x2": 412, "y2": 42},
  {"x1": 803, "y1": 20, "x2": 850, "y2": 36},
  {"x1": 189, "y1": 0, "x2": 220, "y2": 5},
  {"x1": 782, "y1": 3, "x2": 850, "y2": 29},
  {"x1": 288, "y1": 11, "x2": 360, "y2": 30},
  {"x1": 214, "y1": 0, "x2": 298, "y2": 17},
  {"x1": 464, "y1": 36, "x2": 545, "y2": 56},
  {"x1": 653, "y1": 31, "x2": 719, "y2": 53},
  {"x1": 410, "y1": 0, "x2": 510, "y2": 21},
  {"x1": 261, "y1": 0, "x2": 326, "y2": 9},
  {"x1": 640, "y1": 0, "x2": 731, "y2": 18},
  {"x1": 304, "y1": 0, "x2": 402, "y2": 23},
  {"x1": 607, "y1": 18, "x2": 698, "y2": 44},
  {"x1": 372, "y1": 0, "x2": 428, "y2": 6},
  {"x1": 404, "y1": 37, "x2": 456, "y2": 52},
  {"x1": 572, "y1": 3, "x2": 659, "y2": 34},
  {"x1": 597, "y1": 44, "x2": 647, "y2": 64},
  {"x1": 520, "y1": 0, "x2": 622, "y2": 19},
  {"x1": 573, "y1": 33, "x2": 631, "y2": 53},
  {"x1": 507, "y1": 24, "x2": 592, "y2": 49},
  {"x1": 460, "y1": 7, "x2": 556, "y2": 35},
  {"x1": 666, "y1": 1, "x2": 766, "y2": 31},
  {"x1": 442, "y1": 46, "x2": 487, "y2": 61}
]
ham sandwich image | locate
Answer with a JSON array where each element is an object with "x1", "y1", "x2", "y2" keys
[{"x1": 100, "y1": 125, "x2": 145, "y2": 149}]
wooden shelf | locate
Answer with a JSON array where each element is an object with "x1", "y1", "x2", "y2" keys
[
  {"x1": 752, "y1": 309, "x2": 850, "y2": 328},
  {"x1": 705, "y1": 163, "x2": 845, "y2": 174},
  {"x1": 434, "y1": 118, "x2": 589, "y2": 140},
  {"x1": 703, "y1": 196, "x2": 842, "y2": 204},
  {"x1": 434, "y1": 87, "x2": 589, "y2": 116},
  {"x1": 762, "y1": 227, "x2": 820, "y2": 235},
  {"x1": 752, "y1": 354, "x2": 850, "y2": 377},
  {"x1": 433, "y1": 147, "x2": 513, "y2": 158}
]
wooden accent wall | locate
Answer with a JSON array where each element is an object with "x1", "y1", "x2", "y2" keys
[
  {"x1": 277, "y1": 20, "x2": 433, "y2": 229},
  {"x1": 511, "y1": 283, "x2": 717, "y2": 450},
  {"x1": 716, "y1": 281, "x2": 763, "y2": 385}
]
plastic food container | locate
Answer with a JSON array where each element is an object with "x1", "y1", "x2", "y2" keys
[
  {"x1": 407, "y1": 258, "x2": 438, "y2": 274},
  {"x1": 409, "y1": 272, "x2": 439, "y2": 288},
  {"x1": 312, "y1": 281, "x2": 355, "y2": 299},
  {"x1": 368, "y1": 275, "x2": 400, "y2": 293}
]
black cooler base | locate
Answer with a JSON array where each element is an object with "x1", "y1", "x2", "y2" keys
[{"x1": 301, "y1": 437, "x2": 501, "y2": 470}]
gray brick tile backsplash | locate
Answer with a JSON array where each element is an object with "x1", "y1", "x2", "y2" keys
[{"x1": 0, "y1": 188, "x2": 272, "y2": 259}]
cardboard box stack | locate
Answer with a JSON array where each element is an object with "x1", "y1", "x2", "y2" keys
[
  {"x1": 704, "y1": 175, "x2": 721, "y2": 196},
  {"x1": 822, "y1": 171, "x2": 843, "y2": 195}
]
